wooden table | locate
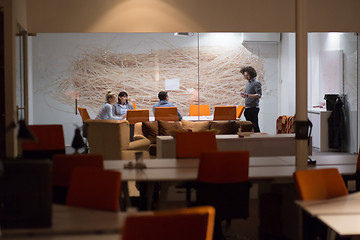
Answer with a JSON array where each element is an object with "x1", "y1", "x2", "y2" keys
[
  {"x1": 2, "y1": 204, "x2": 150, "y2": 238},
  {"x1": 156, "y1": 134, "x2": 312, "y2": 158}
]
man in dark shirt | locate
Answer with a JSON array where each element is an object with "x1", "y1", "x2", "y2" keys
[{"x1": 240, "y1": 66, "x2": 262, "y2": 132}]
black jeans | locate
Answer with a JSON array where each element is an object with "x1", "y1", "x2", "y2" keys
[{"x1": 244, "y1": 107, "x2": 260, "y2": 132}]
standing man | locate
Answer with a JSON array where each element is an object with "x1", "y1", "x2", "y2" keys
[{"x1": 240, "y1": 66, "x2": 262, "y2": 132}]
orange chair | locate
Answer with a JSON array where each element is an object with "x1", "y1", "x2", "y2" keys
[
  {"x1": 52, "y1": 153, "x2": 103, "y2": 204},
  {"x1": 66, "y1": 168, "x2": 121, "y2": 212},
  {"x1": 126, "y1": 109, "x2": 150, "y2": 125},
  {"x1": 122, "y1": 206, "x2": 215, "y2": 240},
  {"x1": 22, "y1": 124, "x2": 65, "y2": 158},
  {"x1": 78, "y1": 107, "x2": 91, "y2": 122},
  {"x1": 131, "y1": 102, "x2": 136, "y2": 109},
  {"x1": 236, "y1": 105, "x2": 245, "y2": 119},
  {"x1": 293, "y1": 168, "x2": 348, "y2": 201},
  {"x1": 176, "y1": 131, "x2": 217, "y2": 159},
  {"x1": 293, "y1": 168, "x2": 348, "y2": 240},
  {"x1": 196, "y1": 151, "x2": 251, "y2": 239},
  {"x1": 213, "y1": 106, "x2": 236, "y2": 120},
  {"x1": 189, "y1": 105, "x2": 211, "y2": 116},
  {"x1": 154, "y1": 107, "x2": 179, "y2": 121}
]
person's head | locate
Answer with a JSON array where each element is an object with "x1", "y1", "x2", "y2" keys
[
  {"x1": 240, "y1": 66, "x2": 257, "y2": 80},
  {"x1": 158, "y1": 91, "x2": 168, "y2": 101},
  {"x1": 105, "y1": 91, "x2": 117, "y2": 104},
  {"x1": 118, "y1": 91, "x2": 129, "y2": 105}
]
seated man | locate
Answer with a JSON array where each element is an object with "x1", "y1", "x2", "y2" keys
[{"x1": 152, "y1": 91, "x2": 183, "y2": 121}]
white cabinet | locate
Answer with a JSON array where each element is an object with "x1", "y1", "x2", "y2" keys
[{"x1": 308, "y1": 109, "x2": 332, "y2": 152}]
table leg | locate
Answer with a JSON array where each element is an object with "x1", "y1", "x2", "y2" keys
[
  {"x1": 121, "y1": 181, "x2": 131, "y2": 211},
  {"x1": 158, "y1": 182, "x2": 170, "y2": 209},
  {"x1": 146, "y1": 182, "x2": 155, "y2": 210}
]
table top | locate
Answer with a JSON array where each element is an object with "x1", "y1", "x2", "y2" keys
[
  {"x1": 296, "y1": 192, "x2": 360, "y2": 216},
  {"x1": 105, "y1": 155, "x2": 357, "y2": 170},
  {"x1": 2, "y1": 204, "x2": 150, "y2": 238},
  {"x1": 317, "y1": 214, "x2": 360, "y2": 236},
  {"x1": 104, "y1": 155, "x2": 357, "y2": 181},
  {"x1": 157, "y1": 133, "x2": 296, "y2": 141}
]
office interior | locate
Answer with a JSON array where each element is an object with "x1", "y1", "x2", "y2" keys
[{"x1": 0, "y1": 1, "x2": 360, "y2": 239}]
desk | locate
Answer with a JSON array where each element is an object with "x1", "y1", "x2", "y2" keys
[
  {"x1": 2, "y1": 204, "x2": 150, "y2": 238},
  {"x1": 296, "y1": 192, "x2": 360, "y2": 238},
  {"x1": 296, "y1": 192, "x2": 360, "y2": 216},
  {"x1": 156, "y1": 134, "x2": 312, "y2": 158},
  {"x1": 110, "y1": 157, "x2": 356, "y2": 210},
  {"x1": 318, "y1": 214, "x2": 360, "y2": 237},
  {"x1": 104, "y1": 154, "x2": 357, "y2": 176}
]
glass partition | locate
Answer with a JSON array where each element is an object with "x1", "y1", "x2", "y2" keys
[{"x1": 30, "y1": 32, "x2": 358, "y2": 152}]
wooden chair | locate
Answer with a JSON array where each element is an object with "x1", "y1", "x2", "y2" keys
[
  {"x1": 176, "y1": 131, "x2": 217, "y2": 159},
  {"x1": 52, "y1": 153, "x2": 103, "y2": 204},
  {"x1": 126, "y1": 109, "x2": 149, "y2": 125},
  {"x1": 154, "y1": 107, "x2": 179, "y2": 121},
  {"x1": 213, "y1": 106, "x2": 236, "y2": 120},
  {"x1": 66, "y1": 168, "x2": 121, "y2": 212},
  {"x1": 293, "y1": 168, "x2": 348, "y2": 240},
  {"x1": 122, "y1": 206, "x2": 215, "y2": 240},
  {"x1": 78, "y1": 107, "x2": 91, "y2": 122},
  {"x1": 196, "y1": 151, "x2": 251, "y2": 239},
  {"x1": 22, "y1": 124, "x2": 65, "y2": 158},
  {"x1": 236, "y1": 105, "x2": 245, "y2": 119},
  {"x1": 189, "y1": 105, "x2": 211, "y2": 116}
]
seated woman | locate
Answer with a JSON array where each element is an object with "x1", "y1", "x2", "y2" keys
[
  {"x1": 112, "y1": 91, "x2": 134, "y2": 119},
  {"x1": 95, "y1": 91, "x2": 123, "y2": 120}
]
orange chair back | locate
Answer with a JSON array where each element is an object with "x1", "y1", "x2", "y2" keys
[
  {"x1": 189, "y1": 105, "x2": 211, "y2": 116},
  {"x1": 176, "y1": 132, "x2": 217, "y2": 159},
  {"x1": 52, "y1": 154, "x2": 103, "y2": 187},
  {"x1": 122, "y1": 206, "x2": 215, "y2": 240},
  {"x1": 236, "y1": 105, "x2": 245, "y2": 118},
  {"x1": 67, "y1": 168, "x2": 121, "y2": 211},
  {"x1": 126, "y1": 109, "x2": 149, "y2": 125},
  {"x1": 197, "y1": 151, "x2": 249, "y2": 183},
  {"x1": 22, "y1": 124, "x2": 65, "y2": 158},
  {"x1": 293, "y1": 168, "x2": 348, "y2": 201},
  {"x1": 154, "y1": 107, "x2": 178, "y2": 121},
  {"x1": 131, "y1": 102, "x2": 136, "y2": 109},
  {"x1": 213, "y1": 106, "x2": 236, "y2": 120},
  {"x1": 78, "y1": 107, "x2": 91, "y2": 122}
]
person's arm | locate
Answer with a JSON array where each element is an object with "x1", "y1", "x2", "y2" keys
[
  {"x1": 112, "y1": 104, "x2": 119, "y2": 116},
  {"x1": 244, "y1": 93, "x2": 261, "y2": 99},
  {"x1": 106, "y1": 104, "x2": 123, "y2": 120}
]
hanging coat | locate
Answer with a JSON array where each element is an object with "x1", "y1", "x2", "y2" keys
[{"x1": 328, "y1": 98, "x2": 345, "y2": 148}]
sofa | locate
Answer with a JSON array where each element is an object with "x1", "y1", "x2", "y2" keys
[
  {"x1": 134, "y1": 119, "x2": 254, "y2": 156},
  {"x1": 86, "y1": 119, "x2": 151, "y2": 160}
]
